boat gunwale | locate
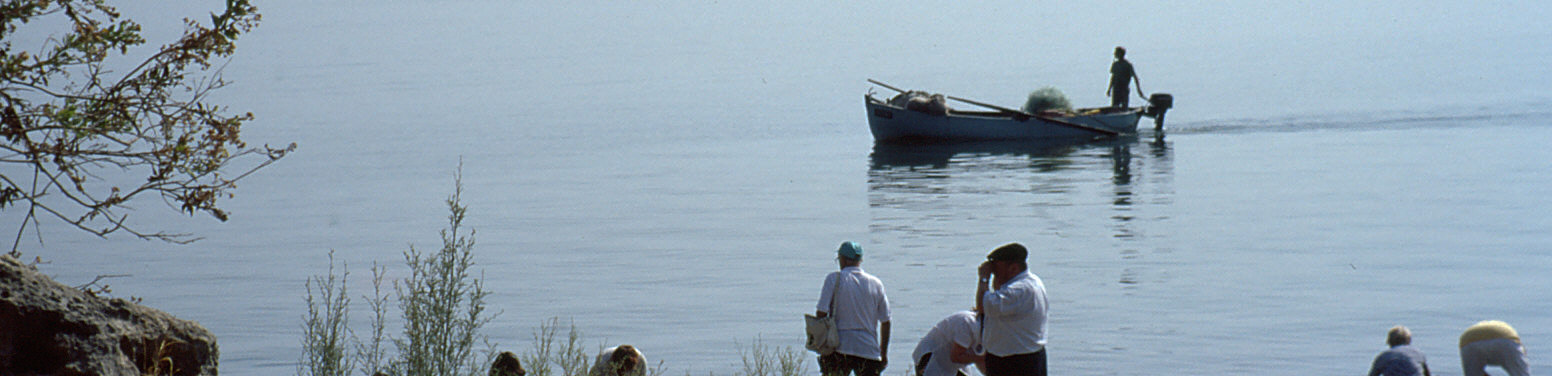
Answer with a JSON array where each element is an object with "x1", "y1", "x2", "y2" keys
[{"x1": 865, "y1": 93, "x2": 1141, "y2": 121}]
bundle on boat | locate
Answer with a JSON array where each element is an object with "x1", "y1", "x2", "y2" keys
[
  {"x1": 1021, "y1": 86, "x2": 1073, "y2": 116},
  {"x1": 888, "y1": 91, "x2": 951, "y2": 116}
]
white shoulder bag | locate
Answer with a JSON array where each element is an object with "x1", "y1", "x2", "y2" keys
[{"x1": 803, "y1": 273, "x2": 841, "y2": 355}]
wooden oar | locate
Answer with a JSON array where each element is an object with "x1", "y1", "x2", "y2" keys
[
  {"x1": 944, "y1": 95, "x2": 1120, "y2": 136},
  {"x1": 867, "y1": 79, "x2": 908, "y2": 94}
]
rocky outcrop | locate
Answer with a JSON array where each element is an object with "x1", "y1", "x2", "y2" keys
[{"x1": 0, "y1": 255, "x2": 219, "y2": 375}]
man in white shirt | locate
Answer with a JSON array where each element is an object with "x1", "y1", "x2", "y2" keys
[
  {"x1": 912, "y1": 311, "x2": 985, "y2": 376},
  {"x1": 975, "y1": 243, "x2": 1048, "y2": 376},
  {"x1": 816, "y1": 241, "x2": 893, "y2": 376}
]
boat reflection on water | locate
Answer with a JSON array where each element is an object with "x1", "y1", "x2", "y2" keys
[
  {"x1": 866, "y1": 134, "x2": 1174, "y2": 286},
  {"x1": 867, "y1": 135, "x2": 1170, "y2": 186}
]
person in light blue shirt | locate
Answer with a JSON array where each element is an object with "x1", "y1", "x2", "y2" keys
[
  {"x1": 975, "y1": 242, "x2": 1048, "y2": 376},
  {"x1": 1369, "y1": 326, "x2": 1431, "y2": 376},
  {"x1": 816, "y1": 241, "x2": 892, "y2": 376}
]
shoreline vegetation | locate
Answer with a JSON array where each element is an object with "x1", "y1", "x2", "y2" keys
[{"x1": 299, "y1": 168, "x2": 809, "y2": 376}]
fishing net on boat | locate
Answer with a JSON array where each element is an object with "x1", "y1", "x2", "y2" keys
[{"x1": 1022, "y1": 87, "x2": 1072, "y2": 114}]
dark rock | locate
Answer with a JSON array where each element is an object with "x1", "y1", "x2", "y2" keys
[{"x1": 0, "y1": 255, "x2": 219, "y2": 375}]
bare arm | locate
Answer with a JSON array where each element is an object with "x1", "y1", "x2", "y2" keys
[
  {"x1": 879, "y1": 320, "x2": 891, "y2": 367},
  {"x1": 1133, "y1": 71, "x2": 1145, "y2": 100}
]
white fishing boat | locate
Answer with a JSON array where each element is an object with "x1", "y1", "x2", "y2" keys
[{"x1": 864, "y1": 79, "x2": 1170, "y2": 143}]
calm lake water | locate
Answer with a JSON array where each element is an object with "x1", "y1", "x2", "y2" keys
[{"x1": 13, "y1": 1, "x2": 1552, "y2": 375}]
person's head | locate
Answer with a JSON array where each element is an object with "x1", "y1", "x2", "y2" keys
[
  {"x1": 837, "y1": 241, "x2": 863, "y2": 267},
  {"x1": 608, "y1": 345, "x2": 644, "y2": 375},
  {"x1": 985, "y1": 242, "x2": 1028, "y2": 275},
  {"x1": 1114, "y1": 46, "x2": 1127, "y2": 59},
  {"x1": 1387, "y1": 325, "x2": 1412, "y2": 347},
  {"x1": 490, "y1": 351, "x2": 526, "y2": 376}
]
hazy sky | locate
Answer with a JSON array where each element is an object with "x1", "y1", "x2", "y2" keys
[{"x1": 75, "y1": 1, "x2": 1552, "y2": 123}]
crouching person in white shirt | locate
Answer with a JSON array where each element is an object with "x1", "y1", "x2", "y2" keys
[{"x1": 912, "y1": 311, "x2": 985, "y2": 376}]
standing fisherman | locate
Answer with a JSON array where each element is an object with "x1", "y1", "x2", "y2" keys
[{"x1": 1107, "y1": 46, "x2": 1143, "y2": 109}]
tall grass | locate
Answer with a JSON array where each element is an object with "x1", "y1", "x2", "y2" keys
[
  {"x1": 299, "y1": 250, "x2": 352, "y2": 376},
  {"x1": 356, "y1": 262, "x2": 390, "y2": 375},
  {"x1": 392, "y1": 168, "x2": 493, "y2": 376},
  {"x1": 522, "y1": 318, "x2": 592, "y2": 376},
  {"x1": 300, "y1": 167, "x2": 809, "y2": 376},
  {"x1": 299, "y1": 167, "x2": 494, "y2": 376},
  {"x1": 734, "y1": 338, "x2": 806, "y2": 376}
]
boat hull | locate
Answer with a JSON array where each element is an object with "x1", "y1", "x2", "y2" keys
[{"x1": 865, "y1": 95, "x2": 1142, "y2": 142}]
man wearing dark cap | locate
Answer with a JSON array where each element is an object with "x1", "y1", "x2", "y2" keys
[
  {"x1": 975, "y1": 242, "x2": 1049, "y2": 376},
  {"x1": 816, "y1": 241, "x2": 893, "y2": 376}
]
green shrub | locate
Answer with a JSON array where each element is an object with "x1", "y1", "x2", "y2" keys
[
  {"x1": 734, "y1": 338, "x2": 807, "y2": 376},
  {"x1": 300, "y1": 167, "x2": 494, "y2": 376},
  {"x1": 522, "y1": 318, "x2": 592, "y2": 376},
  {"x1": 299, "y1": 251, "x2": 352, "y2": 376},
  {"x1": 391, "y1": 168, "x2": 494, "y2": 376},
  {"x1": 357, "y1": 262, "x2": 391, "y2": 375},
  {"x1": 300, "y1": 167, "x2": 805, "y2": 376}
]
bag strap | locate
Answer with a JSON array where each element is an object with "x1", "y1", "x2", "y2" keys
[{"x1": 827, "y1": 271, "x2": 843, "y2": 315}]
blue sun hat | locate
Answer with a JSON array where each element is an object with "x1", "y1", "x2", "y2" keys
[{"x1": 837, "y1": 241, "x2": 863, "y2": 260}]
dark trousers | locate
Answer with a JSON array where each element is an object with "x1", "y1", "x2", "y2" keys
[
  {"x1": 820, "y1": 352, "x2": 884, "y2": 376},
  {"x1": 985, "y1": 349, "x2": 1046, "y2": 376},
  {"x1": 1111, "y1": 87, "x2": 1130, "y2": 108},
  {"x1": 915, "y1": 353, "x2": 970, "y2": 376}
]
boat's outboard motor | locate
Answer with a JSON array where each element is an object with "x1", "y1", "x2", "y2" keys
[{"x1": 1143, "y1": 93, "x2": 1173, "y2": 130}]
